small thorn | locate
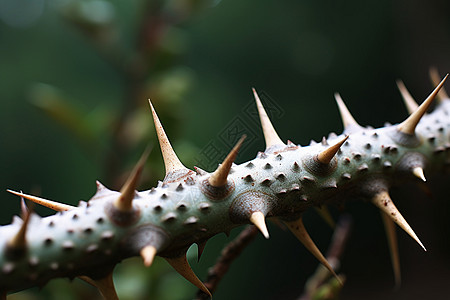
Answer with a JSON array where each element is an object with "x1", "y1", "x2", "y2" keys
[
  {"x1": 79, "y1": 271, "x2": 118, "y2": 300},
  {"x1": 7, "y1": 190, "x2": 74, "y2": 211},
  {"x1": 314, "y1": 206, "x2": 335, "y2": 229},
  {"x1": 249, "y1": 211, "x2": 270, "y2": 239},
  {"x1": 317, "y1": 135, "x2": 349, "y2": 165},
  {"x1": 252, "y1": 88, "x2": 285, "y2": 149},
  {"x1": 148, "y1": 100, "x2": 187, "y2": 175},
  {"x1": 208, "y1": 135, "x2": 246, "y2": 187},
  {"x1": 165, "y1": 255, "x2": 211, "y2": 298},
  {"x1": 8, "y1": 205, "x2": 32, "y2": 249},
  {"x1": 334, "y1": 93, "x2": 363, "y2": 132},
  {"x1": 372, "y1": 191, "x2": 426, "y2": 251},
  {"x1": 114, "y1": 147, "x2": 151, "y2": 212},
  {"x1": 429, "y1": 67, "x2": 449, "y2": 101},
  {"x1": 380, "y1": 211, "x2": 401, "y2": 288},
  {"x1": 396, "y1": 80, "x2": 419, "y2": 115},
  {"x1": 20, "y1": 196, "x2": 29, "y2": 217},
  {"x1": 140, "y1": 245, "x2": 157, "y2": 267},
  {"x1": 412, "y1": 167, "x2": 426, "y2": 182},
  {"x1": 397, "y1": 74, "x2": 448, "y2": 135},
  {"x1": 284, "y1": 217, "x2": 341, "y2": 284}
]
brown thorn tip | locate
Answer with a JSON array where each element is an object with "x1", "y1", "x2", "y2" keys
[
  {"x1": 148, "y1": 100, "x2": 187, "y2": 175},
  {"x1": 79, "y1": 272, "x2": 119, "y2": 300},
  {"x1": 412, "y1": 167, "x2": 426, "y2": 182},
  {"x1": 429, "y1": 67, "x2": 449, "y2": 101},
  {"x1": 317, "y1": 135, "x2": 349, "y2": 165},
  {"x1": 165, "y1": 255, "x2": 211, "y2": 298},
  {"x1": 140, "y1": 245, "x2": 157, "y2": 267},
  {"x1": 209, "y1": 135, "x2": 246, "y2": 187},
  {"x1": 284, "y1": 217, "x2": 340, "y2": 283},
  {"x1": 398, "y1": 74, "x2": 448, "y2": 135},
  {"x1": 7, "y1": 190, "x2": 74, "y2": 212},
  {"x1": 252, "y1": 88, "x2": 285, "y2": 149},
  {"x1": 380, "y1": 212, "x2": 401, "y2": 288},
  {"x1": 249, "y1": 211, "x2": 270, "y2": 239},
  {"x1": 334, "y1": 93, "x2": 362, "y2": 130},
  {"x1": 114, "y1": 146, "x2": 151, "y2": 212},
  {"x1": 396, "y1": 80, "x2": 419, "y2": 115},
  {"x1": 8, "y1": 203, "x2": 32, "y2": 249},
  {"x1": 372, "y1": 191, "x2": 426, "y2": 251}
]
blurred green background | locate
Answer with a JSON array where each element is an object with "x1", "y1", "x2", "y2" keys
[{"x1": 1, "y1": 0, "x2": 450, "y2": 299}]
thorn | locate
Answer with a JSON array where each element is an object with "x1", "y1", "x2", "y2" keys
[
  {"x1": 140, "y1": 245, "x2": 157, "y2": 267},
  {"x1": 316, "y1": 135, "x2": 349, "y2": 164},
  {"x1": 20, "y1": 196, "x2": 29, "y2": 217},
  {"x1": 314, "y1": 206, "x2": 336, "y2": 229},
  {"x1": 380, "y1": 211, "x2": 401, "y2": 288},
  {"x1": 148, "y1": 100, "x2": 187, "y2": 175},
  {"x1": 429, "y1": 67, "x2": 449, "y2": 101},
  {"x1": 252, "y1": 88, "x2": 285, "y2": 149},
  {"x1": 7, "y1": 190, "x2": 74, "y2": 211},
  {"x1": 165, "y1": 255, "x2": 211, "y2": 298},
  {"x1": 396, "y1": 80, "x2": 419, "y2": 115},
  {"x1": 8, "y1": 204, "x2": 32, "y2": 249},
  {"x1": 284, "y1": 217, "x2": 341, "y2": 284},
  {"x1": 249, "y1": 211, "x2": 270, "y2": 239},
  {"x1": 79, "y1": 271, "x2": 119, "y2": 300},
  {"x1": 372, "y1": 191, "x2": 426, "y2": 251},
  {"x1": 412, "y1": 167, "x2": 426, "y2": 182},
  {"x1": 334, "y1": 93, "x2": 363, "y2": 132},
  {"x1": 114, "y1": 147, "x2": 151, "y2": 212},
  {"x1": 397, "y1": 74, "x2": 448, "y2": 135},
  {"x1": 197, "y1": 241, "x2": 207, "y2": 262},
  {"x1": 209, "y1": 135, "x2": 246, "y2": 187}
]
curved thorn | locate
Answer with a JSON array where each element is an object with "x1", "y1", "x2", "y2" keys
[
  {"x1": 209, "y1": 135, "x2": 246, "y2": 187},
  {"x1": 148, "y1": 100, "x2": 187, "y2": 175},
  {"x1": 334, "y1": 93, "x2": 363, "y2": 131},
  {"x1": 252, "y1": 88, "x2": 285, "y2": 149},
  {"x1": 140, "y1": 245, "x2": 157, "y2": 267},
  {"x1": 429, "y1": 67, "x2": 449, "y2": 101},
  {"x1": 114, "y1": 147, "x2": 151, "y2": 212},
  {"x1": 7, "y1": 190, "x2": 74, "y2": 211},
  {"x1": 165, "y1": 255, "x2": 211, "y2": 298},
  {"x1": 396, "y1": 80, "x2": 419, "y2": 115},
  {"x1": 397, "y1": 74, "x2": 448, "y2": 135},
  {"x1": 380, "y1": 211, "x2": 401, "y2": 288},
  {"x1": 79, "y1": 272, "x2": 119, "y2": 300},
  {"x1": 317, "y1": 135, "x2": 349, "y2": 165},
  {"x1": 412, "y1": 167, "x2": 426, "y2": 182},
  {"x1": 283, "y1": 217, "x2": 341, "y2": 284},
  {"x1": 314, "y1": 206, "x2": 336, "y2": 229},
  {"x1": 249, "y1": 211, "x2": 270, "y2": 239},
  {"x1": 372, "y1": 191, "x2": 426, "y2": 251}
]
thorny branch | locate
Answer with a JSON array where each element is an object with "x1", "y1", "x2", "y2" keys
[{"x1": 195, "y1": 225, "x2": 259, "y2": 299}]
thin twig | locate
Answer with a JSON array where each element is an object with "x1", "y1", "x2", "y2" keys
[{"x1": 195, "y1": 225, "x2": 259, "y2": 299}]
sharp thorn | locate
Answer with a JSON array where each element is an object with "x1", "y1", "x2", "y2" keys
[
  {"x1": 372, "y1": 190, "x2": 426, "y2": 251},
  {"x1": 7, "y1": 190, "x2": 74, "y2": 211},
  {"x1": 316, "y1": 135, "x2": 349, "y2": 165},
  {"x1": 380, "y1": 211, "x2": 401, "y2": 288},
  {"x1": 8, "y1": 204, "x2": 32, "y2": 249},
  {"x1": 314, "y1": 206, "x2": 336, "y2": 229},
  {"x1": 148, "y1": 100, "x2": 187, "y2": 175},
  {"x1": 334, "y1": 93, "x2": 363, "y2": 132},
  {"x1": 140, "y1": 245, "x2": 157, "y2": 267},
  {"x1": 165, "y1": 255, "x2": 211, "y2": 298},
  {"x1": 114, "y1": 146, "x2": 151, "y2": 212},
  {"x1": 79, "y1": 271, "x2": 119, "y2": 300},
  {"x1": 249, "y1": 211, "x2": 270, "y2": 239},
  {"x1": 397, "y1": 74, "x2": 448, "y2": 135},
  {"x1": 209, "y1": 135, "x2": 246, "y2": 187},
  {"x1": 284, "y1": 217, "x2": 341, "y2": 284},
  {"x1": 396, "y1": 80, "x2": 419, "y2": 115},
  {"x1": 20, "y1": 195, "x2": 29, "y2": 217},
  {"x1": 252, "y1": 88, "x2": 285, "y2": 149},
  {"x1": 429, "y1": 67, "x2": 449, "y2": 101},
  {"x1": 412, "y1": 167, "x2": 426, "y2": 182}
]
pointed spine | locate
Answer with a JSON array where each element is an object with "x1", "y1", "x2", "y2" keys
[
  {"x1": 429, "y1": 67, "x2": 449, "y2": 101},
  {"x1": 7, "y1": 190, "x2": 74, "y2": 211},
  {"x1": 372, "y1": 190, "x2": 426, "y2": 251},
  {"x1": 396, "y1": 80, "x2": 419, "y2": 115},
  {"x1": 317, "y1": 135, "x2": 349, "y2": 165},
  {"x1": 140, "y1": 245, "x2": 157, "y2": 267},
  {"x1": 412, "y1": 167, "x2": 426, "y2": 182},
  {"x1": 380, "y1": 211, "x2": 401, "y2": 288},
  {"x1": 79, "y1": 272, "x2": 119, "y2": 300},
  {"x1": 334, "y1": 93, "x2": 363, "y2": 132},
  {"x1": 397, "y1": 74, "x2": 448, "y2": 135},
  {"x1": 7, "y1": 207, "x2": 31, "y2": 250},
  {"x1": 252, "y1": 88, "x2": 284, "y2": 148},
  {"x1": 249, "y1": 211, "x2": 270, "y2": 239},
  {"x1": 148, "y1": 100, "x2": 187, "y2": 174}
]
